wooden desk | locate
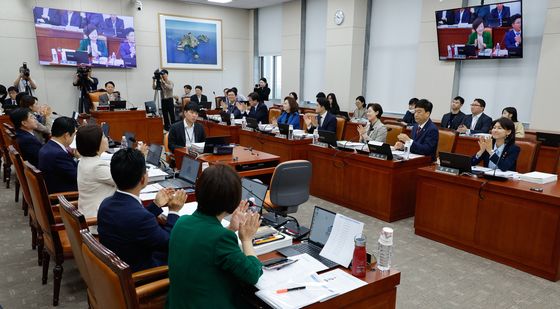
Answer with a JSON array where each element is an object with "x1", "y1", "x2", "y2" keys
[
  {"x1": 238, "y1": 129, "x2": 311, "y2": 162},
  {"x1": 91, "y1": 111, "x2": 163, "y2": 145},
  {"x1": 174, "y1": 146, "x2": 280, "y2": 178},
  {"x1": 415, "y1": 166, "x2": 560, "y2": 281},
  {"x1": 256, "y1": 250, "x2": 400, "y2": 308},
  {"x1": 307, "y1": 145, "x2": 432, "y2": 222},
  {"x1": 198, "y1": 120, "x2": 240, "y2": 144}
]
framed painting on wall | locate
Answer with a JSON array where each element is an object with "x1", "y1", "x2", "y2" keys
[{"x1": 158, "y1": 14, "x2": 222, "y2": 70}]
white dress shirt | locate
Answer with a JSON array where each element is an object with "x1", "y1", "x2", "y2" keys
[{"x1": 184, "y1": 119, "x2": 195, "y2": 146}]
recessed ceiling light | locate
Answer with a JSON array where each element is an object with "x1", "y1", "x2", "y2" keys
[{"x1": 208, "y1": 0, "x2": 233, "y2": 3}]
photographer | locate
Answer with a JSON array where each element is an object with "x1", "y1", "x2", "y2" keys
[
  {"x1": 73, "y1": 66, "x2": 99, "y2": 113},
  {"x1": 253, "y1": 77, "x2": 270, "y2": 103},
  {"x1": 152, "y1": 69, "x2": 174, "y2": 130},
  {"x1": 14, "y1": 63, "x2": 37, "y2": 95}
]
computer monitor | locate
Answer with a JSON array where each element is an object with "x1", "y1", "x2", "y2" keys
[
  {"x1": 245, "y1": 117, "x2": 258, "y2": 130},
  {"x1": 144, "y1": 101, "x2": 157, "y2": 115},
  {"x1": 439, "y1": 152, "x2": 472, "y2": 174},
  {"x1": 536, "y1": 132, "x2": 560, "y2": 147},
  {"x1": 203, "y1": 136, "x2": 229, "y2": 154},
  {"x1": 220, "y1": 111, "x2": 231, "y2": 125},
  {"x1": 367, "y1": 142, "x2": 394, "y2": 160},
  {"x1": 318, "y1": 130, "x2": 337, "y2": 147},
  {"x1": 110, "y1": 100, "x2": 127, "y2": 111},
  {"x1": 199, "y1": 101, "x2": 212, "y2": 110},
  {"x1": 146, "y1": 144, "x2": 163, "y2": 167},
  {"x1": 178, "y1": 156, "x2": 201, "y2": 184},
  {"x1": 308, "y1": 206, "x2": 336, "y2": 247},
  {"x1": 241, "y1": 178, "x2": 268, "y2": 212},
  {"x1": 278, "y1": 123, "x2": 290, "y2": 136}
]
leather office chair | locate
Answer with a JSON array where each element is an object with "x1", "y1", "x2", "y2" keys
[
  {"x1": 515, "y1": 140, "x2": 540, "y2": 173},
  {"x1": 88, "y1": 90, "x2": 106, "y2": 111},
  {"x1": 385, "y1": 124, "x2": 403, "y2": 145},
  {"x1": 8, "y1": 145, "x2": 42, "y2": 265},
  {"x1": 58, "y1": 195, "x2": 98, "y2": 308},
  {"x1": 24, "y1": 161, "x2": 76, "y2": 306},
  {"x1": 336, "y1": 117, "x2": 346, "y2": 141},
  {"x1": 0, "y1": 124, "x2": 12, "y2": 188},
  {"x1": 437, "y1": 129, "x2": 458, "y2": 157},
  {"x1": 81, "y1": 230, "x2": 169, "y2": 309},
  {"x1": 265, "y1": 160, "x2": 312, "y2": 216},
  {"x1": 4, "y1": 129, "x2": 20, "y2": 201},
  {"x1": 268, "y1": 108, "x2": 281, "y2": 124}
]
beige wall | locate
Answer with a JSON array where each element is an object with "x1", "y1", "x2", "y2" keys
[
  {"x1": 0, "y1": 0, "x2": 253, "y2": 115},
  {"x1": 281, "y1": 0, "x2": 302, "y2": 98},
  {"x1": 530, "y1": 1, "x2": 560, "y2": 130}
]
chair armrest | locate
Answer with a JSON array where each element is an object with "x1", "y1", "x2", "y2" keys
[
  {"x1": 136, "y1": 278, "x2": 169, "y2": 300},
  {"x1": 85, "y1": 217, "x2": 98, "y2": 226},
  {"x1": 132, "y1": 266, "x2": 168, "y2": 283},
  {"x1": 50, "y1": 191, "x2": 79, "y2": 203}
]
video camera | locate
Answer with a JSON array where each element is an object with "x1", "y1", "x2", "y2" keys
[
  {"x1": 153, "y1": 69, "x2": 163, "y2": 81},
  {"x1": 77, "y1": 65, "x2": 90, "y2": 78},
  {"x1": 20, "y1": 62, "x2": 30, "y2": 78}
]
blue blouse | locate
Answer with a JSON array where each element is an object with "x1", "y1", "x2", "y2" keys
[{"x1": 277, "y1": 111, "x2": 300, "y2": 129}]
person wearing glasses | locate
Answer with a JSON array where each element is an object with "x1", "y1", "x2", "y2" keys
[{"x1": 456, "y1": 98, "x2": 492, "y2": 135}]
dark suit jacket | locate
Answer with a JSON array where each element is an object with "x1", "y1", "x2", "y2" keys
[
  {"x1": 85, "y1": 13, "x2": 104, "y2": 29},
  {"x1": 411, "y1": 119, "x2": 439, "y2": 161},
  {"x1": 119, "y1": 42, "x2": 136, "y2": 67},
  {"x1": 504, "y1": 30, "x2": 521, "y2": 49},
  {"x1": 59, "y1": 11, "x2": 83, "y2": 27},
  {"x1": 455, "y1": 9, "x2": 472, "y2": 24},
  {"x1": 309, "y1": 112, "x2": 337, "y2": 134},
  {"x1": 490, "y1": 6, "x2": 510, "y2": 21},
  {"x1": 168, "y1": 121, "x2": 206, "y2": 152},
  {"x1": 102, "y1": 17, "x2": 125, "y2": 36},
  {"x1": 471, "y1": 142, "x2": 520, "y2": 171},
  {"x1": 33, "y1": 7, "x2": 60, "y2": 25},
  {"x1": 253, "y1": 87, "x2": 270, "y2": 102},
  {"x1": 436, "y1": 10, "x2": 455, "y2": 25},
  {"x1": 402, "y1": 111, "x2": 416, "y2": 125},
  {"x1": 440, "y1": 111, "x2": 466, "y2": 130},
  {"x1": 97, "y1": 192, "x2": 179, "y2": 272},
  {"x1": 15, "y1": 129, "x2": 42, "y2": 167},
  {"x1": 38, "y1": 140, "x2": 78, "y2": 194},
  {"x1": 189, "y1": 94, "x2": 208, "y2": 105},
  {"x1": 3, "y1": 98, "x2": 17, "y2": 109},
  {"x1": 462, "y1": 113, "x2": 493, "y2": 134},
  {"x1": 247, "y1": 102, "x2": 269, "y2": 124}
]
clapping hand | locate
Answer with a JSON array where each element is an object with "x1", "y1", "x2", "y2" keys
[
  {"x1": 168, "y1": 190, "x2": 187, "y2": 212},
  {"x1": 477, "y1": 136, "x2": 492, "y2": 154},
  {"x1": 228, "y1": 200, "x2": 249, "y2": 232},
  {"x1": 239, "y1": 212, "x2": 261, "y2": 242},
  {"x1": 154, "y1": 188, "x2": 175, "y2": 207},
  {"x1": 357, "y1": 125, "x2": 366, "y2": 136}
]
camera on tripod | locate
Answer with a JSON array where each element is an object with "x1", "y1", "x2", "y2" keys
[
  {"x1": 77, "y1": 65, "x2": 90, "y2": 78},
  {"x1": 153, "y1": 69, "x2": 163, "y2": 81},
  {"x1": 20, "y1": 62, "x2": 30, "y2": 78}
]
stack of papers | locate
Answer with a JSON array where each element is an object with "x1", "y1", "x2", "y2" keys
[
  {"x1": 483, "y1": 169, "x2": 518, "y2": 178},
  {"x1": 336, "y1": 141, "x2": 368, "y2": 151},
  {"x1": 520, "y1": 171, "x2": 557, "y2": 184},
  {"x1": 147, "y1": 168, "x2": 167, "y2": 182},
  {"x1": 190, "y1": 142, "x2": 205, "y2": 153},
  {"x1": 320, "y1": 214, "x2": 364, "y2": 267}
]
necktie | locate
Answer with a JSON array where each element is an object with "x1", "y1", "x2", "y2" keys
[
  {"x1": 318, "y1": 115, "x2": 322, "y2": 128},
  {"x1": 416, "y1": 126, "x2": 421, "y2": 137}
]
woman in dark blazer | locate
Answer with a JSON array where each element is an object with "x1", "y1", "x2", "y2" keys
[
  {"x1": 167, "y1": 165, "x2": 263, "y2": 308},
  {"x1": 327, "y1": 92, "x2": 341, "y2": 115},
  {"x1": 276, "y1": 96, "x2": 300, "y2": 129},
  {"x1": 471, "y1": 117, "x2": 520, "y2": 171},
  {"x1": 253, "y1": 77, "x2": 271, "y2": 102}
]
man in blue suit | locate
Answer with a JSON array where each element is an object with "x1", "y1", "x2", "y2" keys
[
  {"x1": 33, "y1": 7, "x2": 60, "y2": 25},
  {"x1": 304, "y1": 98, "x2": 337, "y2": 134},
  {"x1": 58, "y1": 10, "x2": 83, "y2": 28},
  {"x1": 504, "y1": 15, "x2": 522, "y2": 49},
  {"x1": 395, "y1": 99, "x2": 439, "y2": 161},
  {"x1": 97, "y1": 148, "x2": 187, "y2": 272},
  {"x1": 9, "y1": 108, "x2": 43, "y2": 167},
  {"x1": 457, "y1": 98, "x2": 493, "y2": 135},
  {"x1": 102, "y1": 14, "x2": 125, "y2": 37},
  {"x1": 38, "y1": 117, "x2": 78, "y2": 194},
  {"x1": 119, "y1": 28, "x2": 136, "y2": 67},
  {"x1": 454, "y1": 8, "x2": 472, "y2": 24},
  {"x1": 238, "y1": 92, "x2": 269, "y2": 124},
  {"x1": 490, "y1": 4, "x2": 510, "y2": 26}
]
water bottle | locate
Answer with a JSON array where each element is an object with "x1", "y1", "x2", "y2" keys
[
  {"x1": 376, "y1": 227, "x2": 393, "y2": 272},
  {"x1": 403, "y1": 140, "x2": 412, "y2": 160},
  {"x1": 313, "y1": 130, "x2": 319, "y2": 144},
  {"x1": 495, "y1": 43, "x2": 500, "y2": 57},
  {"x1": 230, "y1": 113, "x2": 235, "y2": 126},
  {"x1": 351, "y1": 234, "x2": 367, "y2": 278},
  {"x1": 120, "y1": 135, "x2": 128, "y2": 149},
  {"x1": 242, "y1": 116, "x2": 247, "y2": 129},
  {"x1": 447, "y1": 45, "x2": 452, "y2": 58},
  {"x1": 288, "y1": 124, "x2": 294, "y2": 140}
]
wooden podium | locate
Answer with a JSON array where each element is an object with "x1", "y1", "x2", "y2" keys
[{"x1": 90, "y1": 110, "x2": 163, "y2": 145}]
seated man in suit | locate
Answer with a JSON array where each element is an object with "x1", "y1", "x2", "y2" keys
[
  {"x1": 440, "y1": 96, "x2": 466, "y2": 130},
  {"x1": 189, "y1": 85, "x2": 208, "y2": 107},
  {"x1": 3, "y1": 86, "x2": 18, "y2": 108},
  {"x1": 237, "y1": 92, "x2": 269, "y2": 124},
  {"x1": 98, "y1": 81, "x2": 120, "y2": 105},
  {"x1": 436, "y1": 9, "x2": 455, "y2": 25},
  {"x1": 181, "y1": 84, "x2": 192, "y2": 106},
  {"x1": 168, "y1": 103, "x2": 206, "y2": 152},
  {"x1": 97, "y1": 148, "x2": 187, "y2": 272},
  {"x1": 457, "y1": 98, "x2": 493, "y2": 135},
  {"x1": 504, "y1": 14, "x2": 522, "y2": 49},
  {"x1": 490, "y1": 3, "x2": 510, "y2": 26},
  {"x1": 102, "y1": 14, "x2": 124, "y2": 37},
  {"x1": 9, "y1": 108, "x2": 43, "y2": 166},
  {"x1": 395, "y1": 99, "x2": 439, "y2": 161},
  {"x1": 455, "y1": 8, "x2": 472, "y2": 24},
  {"x1": 38, "y1": 117, "x2": 78, "y2": 194},
  {"x1": 303, "y1": 98, "x2": 337, "y2": 134},
  {"x1": 33, "y1": 7, "x2": 60, "y2": 25},
  {"x1": 119, "y1": 28, "x2": 136, "y2": 67},
  {"x1": 220, "y1": 88, "x2": 242, "y2": 118},
  {"x1": 58, "y1": 10, "x2": 83, "y2": 28},
  {"x1": 401, "y1": 98, "x2": 418, "y2": 126}
]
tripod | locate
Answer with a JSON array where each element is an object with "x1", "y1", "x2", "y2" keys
[{"x1": 153, "y1": 78, "x2": 163, "y2": 116}]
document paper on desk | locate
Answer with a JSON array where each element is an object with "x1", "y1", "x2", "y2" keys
[
  {"x1": 255, "y1": 253, "x2": 328, "y2": 290},
  {"x1": 319, "y1": 214, "x2": 364, "y2": 267},
  {"x1": 317, "y1": 268, "x2": 367, "y2": 302}
]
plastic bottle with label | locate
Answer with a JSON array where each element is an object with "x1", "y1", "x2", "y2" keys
[
  {"x1": 376, "y1": 227, "x2": 393, "y2": 272},
  {"x1": 120, "y1": 136, "x2": 128, "y2": 149}
]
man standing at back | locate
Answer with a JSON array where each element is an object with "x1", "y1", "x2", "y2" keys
[
  {"x1": 395, "y1": 99, "x2": 439, "y2": 161},
  {"x1": 440, "y1": 96, "x2": 466, "y2": 130},
  {"x1": 457, "y1": 98, "x2": 492, "y2": 135},
  {"x1": 97, "y1": 148, "x2": 187, "y2": 272}
]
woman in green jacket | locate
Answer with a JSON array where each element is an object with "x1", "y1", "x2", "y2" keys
[
  {"x1": 78, "y1": 24, "x2": 108, "y2": 59},
  {"x1": 167, "y1": 164, "x2": 263, "y2": 308},
  {"x1": 467, "y1": 17, "x2": 492, "y2": 51}
]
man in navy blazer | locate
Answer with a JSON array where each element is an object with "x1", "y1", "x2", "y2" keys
[
  {"x1": 97, "y1": 148, "x2": 187, "y2": 272},
  {"x1": 396, "y1": 99, "x2": 439, "y2": 161},
  {"x1": 304, "y1": 98, "x2": 337, "y2": 134},
  {"x1": 33, "y1": 7, "x2": 60, "y2": 25},
  {"x1": 58, "y1": 10, "x2": 83, "y2": 28},
  {"x1": 455, "y1": 8, "x2": 472, "y2": 24},
  {"x1": 490, "y1": 4, "x2": 510, "y2": 25},
  {"x1": 457, "y1": 98, "x2": 493, "y2": 135},
  {"x1": 238, "y1": 92, "x2": 269, "y2": 124},
  {"x1": 119, "y1": 28, "x2": 137, "y2": 67},
  {"x1": 504, "y1": 15, "x2": 522, "y2": 49},
  {"x1": 102, "y1": 15, "x2": 125, "y2": 37},
  {"x1": 38, "y1": 117, "x2": 78, "y2": 194},
  {"x1": 440, "y1": 96, "x2": 466, "y2": 130},
  {"x1": 189, "y1": 85, "x2": 209, "y2": 107},
  {"x1": 9, "y1": 108, "x2": 43, "y2": 167},
  {"x1": 168, "y1": 103, "x2": 206, "y2": 152}
]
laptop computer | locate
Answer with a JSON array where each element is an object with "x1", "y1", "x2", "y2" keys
[
  {"x1": 278, "y1": 123, "x2": 290, "y2": 136},
  {"x1": 158, "y1": 156, "x2": 200, "y2": 189},
  {"x1": 220, "y1": 111, "x2": 232, "y2": 125},
  {"x1": 536, "y1": 132, "x2": 560, "y2": 147},
  {"x1": 277, "y1": 206, "x2": 338, "y2": 269},
  {"x1": 338, "y1": 111, "x2": 350, "y2": 120},
  {"x1": 146, "y1": 144, "x2": 163, "y2": 167},
  {"x1": 318, "y1": 130, "x2": 337, "y2": 147},
  {"x1": 110, "y1": 100, "x2": 127, "y2": 111},
  {"x1": 203, "y1": 136, "x2": 229, "y2": 154},
  {"x1": 198, "y1": 101, "x2": 212, "y2": 110},
  {"x1": 68, "y1": 50, "x2": 89, "y2": 65},
  {"x1": 246, "y1": 117, "x2": 259, "y2": 130},
  {"x1": 439, "y1": 152, "x2": 474, "y2": 174},
  {"x1": 367, "y1": 142, "x2": 394, "y2": 160},
  {"x1": 241, "y1": 178, "x2": 268, "y2": 213}
]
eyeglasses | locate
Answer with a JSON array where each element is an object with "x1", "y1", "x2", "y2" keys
[{"x1": 470, "y1": 104, "x2": 481, "y2": 107}]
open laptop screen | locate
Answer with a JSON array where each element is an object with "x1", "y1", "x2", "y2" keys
[
  {"x1": 146, "y1": 144, "x2": 163, "y2": 166},
  {"x1": 241, "y1": 178, "x2": 268, "y2": 208},
  {"x1": 178, "y1": 156, "x2": 200, "y2": 184},
  {"x1": 308, "y1": 207, "x2": 336, "y2": 247}
]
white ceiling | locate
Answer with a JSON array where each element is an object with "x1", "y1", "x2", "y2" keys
[{"x1": 178, "y1": 0, "x2": 292, "y2": 9}]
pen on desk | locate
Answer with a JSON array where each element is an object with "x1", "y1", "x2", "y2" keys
[{"x1": 276, "y1": 286, "x2": 306, "y2": 294}]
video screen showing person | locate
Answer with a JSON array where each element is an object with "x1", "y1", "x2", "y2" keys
[
  {"x1": 33, "y1": 7, "x2": 136, "y2": 68},
  {"x1": 435, "y1": 1, "x2": 522, "y2": 60}
]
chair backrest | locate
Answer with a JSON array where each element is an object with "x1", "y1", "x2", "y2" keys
[
  {"x1": 269, "y1": 108, "x2": 282, "y2": 124},
  {"x1": 81, "y1": 229, "x2": 135, "y2": 309},
  {"x1": 269, "y1": 160, "x2": 312, "y2": 213},
  {"x1": 515, "y1": 140, "x2": 540, "y2": 173},
  {"x1": 58, "y1": 196, "x2": 95, "y2": 304},
  {"x1": 23, "y1": 161, "x2": 64, "y2": 252},
  {"x1": 437, "y1": 129, "x2": 458, "y2": 157},
  {"x1": 88, "y1": 91, "x2": 106, "y2": 104},
  {"x1": 2, "y1": 122, "x2": 15, "y2": 132},
  {"x1": 163, "y1": 132, "x2": 170, "y2": 154},
  {"x1": 335, "y1": 117, "x2": 345, "y2": 141},
  {"x1": 8, "y1": 146, "x2": 32, "y2": 207},
  {"x1": 385, "y1": 124, "x2": 403, "y2": 145}
]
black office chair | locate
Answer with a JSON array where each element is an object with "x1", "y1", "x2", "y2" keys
[{"x1": 263, "y1": 160, "x2": 312, "y2": 238}]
